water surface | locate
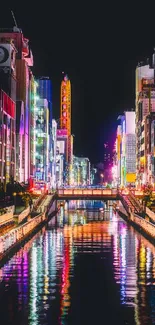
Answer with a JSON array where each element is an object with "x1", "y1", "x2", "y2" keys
[{"x1": 0, "y1": 200, "x2": 155, "y2": 324}]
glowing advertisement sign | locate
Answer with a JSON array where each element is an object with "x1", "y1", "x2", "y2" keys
[{"x1": 57, "y1": 129, "x2": 67, "y2": 137}]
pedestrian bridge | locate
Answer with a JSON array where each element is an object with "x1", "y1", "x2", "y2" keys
[
  {"x1": 57, "y1": 188, "x2": 118, "y2": 200},
  {"x1": 56, "y1": 188, "x2": 144, "y2": 201}
]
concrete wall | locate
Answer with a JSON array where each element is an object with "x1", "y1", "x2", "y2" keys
[
  {"x1": 0, "y1": 213, "x2": 46, "y2": 257},
  {"x1": 0, "y1": 206, "x2": 14, "y2": 226}
]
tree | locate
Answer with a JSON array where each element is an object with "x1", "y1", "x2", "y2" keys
[
  {"x1": 22, "y1": 193, "x2": 32, "y2": 208},
  {"x1": 0, "y1": 181, "x2": 5, "y2": 200}
]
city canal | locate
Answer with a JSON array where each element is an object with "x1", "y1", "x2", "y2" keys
[{"x1": 0, "y1": 200, "x2": 155, "y2": 324}]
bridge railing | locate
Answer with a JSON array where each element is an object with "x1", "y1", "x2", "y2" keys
[{"x1": 57, "y1": 188, "x2": 118, "y2": 196}]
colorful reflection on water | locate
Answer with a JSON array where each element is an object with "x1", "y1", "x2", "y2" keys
[{"x1": 0, "y1": 200, "x2": 155, "y2": 324}]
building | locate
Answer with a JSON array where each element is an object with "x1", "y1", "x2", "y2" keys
[
  {"x1": 0, "y1": 29, "x2": 17, "y2": 187},
  {"x1": 60, "y1": 74, "x2": 73, "y2": 184},
  {"x1": 90, "y1": 166, "x2": 97, "y2": 185},
  {"x1": 0, "y1": 26, "x2": 34, "y2": 184},
  {"x1": 56, "y1": 129, "x2": 68, "y2": 186},
  {"x1": 103, "y1": 142, "x2": 111, "y2": 168},
  {"x1": 16, "y1": 100, "x2": 24, "y2": 182},
  {"x1": 116, "y1": 111, "x2": 136, "y2": 187},
  {"x1": 60, "y1": 74, "x2": 71, "y2": 140},
  {"x1": 51, "y1": 119, "x2": 57, "y2": 189},
  {"x1": 34, "y1": 98, "x2": 49, "y2": 185},
  {"x1": 0, "y1": 90, "x2": 16, "y2": 188},
  {"x1": 28, "y1": 76, "x2": 38, "y2": 187},
  {"x1": 56, "y1": 154, "x2": 64, "y2": 188},
  {"x1": 136, "y1": 54, "x2": 155, "y2": 188},
  {"x1": 37, "y1": 77, "x2": 53, "y2": 180},
  {"x1": 103, "y1": 142, "x2": 112, "y2": 183},
  {"x1": 73, "y1": 156, "x2": 90, "y2": 186},
  {"x1": 116, "y1": 125, "x2": 122, "y2": 186},
  {"x1": 37, "y1": 77, "x2": 52, "y2": 126}
]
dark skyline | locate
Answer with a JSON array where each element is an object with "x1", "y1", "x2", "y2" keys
[{"x1": 1, "y1": 3, "x2": 155, "y2": 163}]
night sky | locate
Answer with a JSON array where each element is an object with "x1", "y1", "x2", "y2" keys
[{"x1": 1, "y1": 3, "x2": 155, "y2": 163}]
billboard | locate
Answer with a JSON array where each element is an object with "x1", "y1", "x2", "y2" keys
[
  {"x1": 57, "y1": 140, "x2": 65, "y2": 155},
  {"x1": 57, "y1": 129, "x2": 67, "y2": 137},
  {"x1": 1, "y1": 90, "x2": 15, "y2": 119},
  {"x1": 0, "y1": 44, "x2": 15, "y2": 68},
  {"x1": 125, "y1": 112, "x2": 135, "y2": 134}
]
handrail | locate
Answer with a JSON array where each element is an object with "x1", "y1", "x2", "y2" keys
[{"x1": 129, "y1": 191, "x2": 142, "y2": 210}]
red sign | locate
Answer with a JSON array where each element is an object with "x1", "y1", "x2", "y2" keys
[{"x1": 1, "y1": 90, "x2": 15, "y2": 118}]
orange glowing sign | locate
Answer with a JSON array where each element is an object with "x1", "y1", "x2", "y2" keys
[
  {"x1": 102, "y1": 190, "x2": 112, "y2": 195},
  {"x1": 83, "y1": 190, "x2": 93, "y2": 195},
  {"x1": 92, "y1": 190, "x2": 102, "y2": 195},
  {"x1": 73, "y1": 190, "x2": 83, "y2": 195},
  {"x1": 64, "y1": 190, "x2": 73, "y2": 195}
]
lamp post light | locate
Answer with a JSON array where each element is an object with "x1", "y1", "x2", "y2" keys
[
  {"x1": 12, "y1": 192, "x2": 17, "y2": 213},
  {"x1": 100, "y1": 173, "x2": 104, "y2": 185}
]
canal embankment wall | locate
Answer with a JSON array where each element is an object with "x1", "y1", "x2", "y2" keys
[
  {"x1": 118, "y1": 204, "x2": 155, "y2": 245},
  {"x1": 0, "y1": 194, "x2": 58, "y2": 265}
]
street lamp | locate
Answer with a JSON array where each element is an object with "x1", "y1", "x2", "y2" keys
[
  {"x1": 12, "y1": 192, "x2": 17, "y2": 213},
  {"x1": 100, "y1": 173, "x2": 104, "y2": 186}
]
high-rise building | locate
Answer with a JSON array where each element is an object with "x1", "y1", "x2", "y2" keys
[
  {"x1": 0, "y1": 27, "x2": 34, "y2": 184},
  {"x1": 60, "y1": 73, "x2": 73, "y2": 184},
  {"x1": 51, "y1": 119, "x2": 57, "y2": 189},
  {"x1": 0, "y1": 29, "x2": 17, "y2": 187},
  {"x1": 73, "y1": 156, "x2": 90, "y2": 186},
  {"x1": 116, "y1": 125, "x2": 122, "y2": 186},
  {"x1": 37, "y1": 77, "x2": 52, "y2": 126},
  {"x1": 60, "y1": 74, "x2": 71, "y2": 139},
  {"x1": 0, "y1": 90, "x2": 16, "y2": 187},
  {"x1": 103, "y1": 142, "x2": 112, "y2": 183},
  {"x1": 37, "y1": 77, "x2": 53, "y2": 184},
  {"x1": 90, "y1": 166, "x2": 97, "y2": 185},
  {"x1": 16, "y1": 100, "x2": 24, "y2": 182},
  {"x1": 103, "y1": 142, "x2": 111, "y2": 168},
  {"x1": 116, "y1": 112, "x2": 136, "y2": 187},
  {"x1": 135, "y1": 53, "x2": 155, "y2": 188},
  {"x1": 56, "y1": 129, "x2": 68, "y2": 186},
  {"x1": 35, "y1": 98, "x2": 49, "y2": 184},
  {"x1": 29, "y1": 75, "x2": 38, "y2": 187}
]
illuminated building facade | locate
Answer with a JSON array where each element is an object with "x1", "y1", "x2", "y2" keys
[
  {"x1": 116, "y1": 125, "x2": 122, "y2": 186},
  {"x1": 90, "y1": 166, "x2": 97, "y2": 185},
  {"x1": 35, "y1": 98, "x2": 49, "y2": 184},
  {"x1": 51, "y1": 119, "x2": 57, "y2": 189},
  {"x1": 103, "y1": 142, "x2": 112, "y2": 183},
  {"x1": 111, "y1": 142, "x2": 117, "y2": 187},
  {"x1": 116, "y1": 112, "x2": 136, "y2": 187},
  {"x1": 56, "y1": 129, "x2": 67, "y2": 186},
  {"x1": 29, "y1": 76, "x2": 37, "y2": 187},
  {"x1": 56, "y1": 153, "x2": 64, "y2": 187},
  {"x1": 0, "y1": 27, "x2": 34, "y2": 184},
  {"x1": 60, "y1": 74, "x2": 73, "y2": 184},
  {"x1": 136, "y1": 55, "x2": 155, "y2": 188},
  {"x1": 103, "y1": 142, "x2": 111, "y2": 168},
  {"x1": 0, "y1": 30, "x2": 17, "y2": 187},
  {"x1": 0, "y1": 90, "x2": 16, "y2": 186},
  {"x1": 60, "y1": 74, "x2": 71, "y2": 139},
  {"x1": 73, "y1": 156, "x2": 90, "y2": 186},
  {"x1": 16, "y1": 100, "x2": 24, "y2": 182},
  {"x1": 37, "y1": 77, "x2": 53, "y2": 177},
  {"x1": 37, "y1": 77, "x2": 52, "y2": 125},
  {"x1": 68, "y1": 134, "x2": 74, "y2": 185}
]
